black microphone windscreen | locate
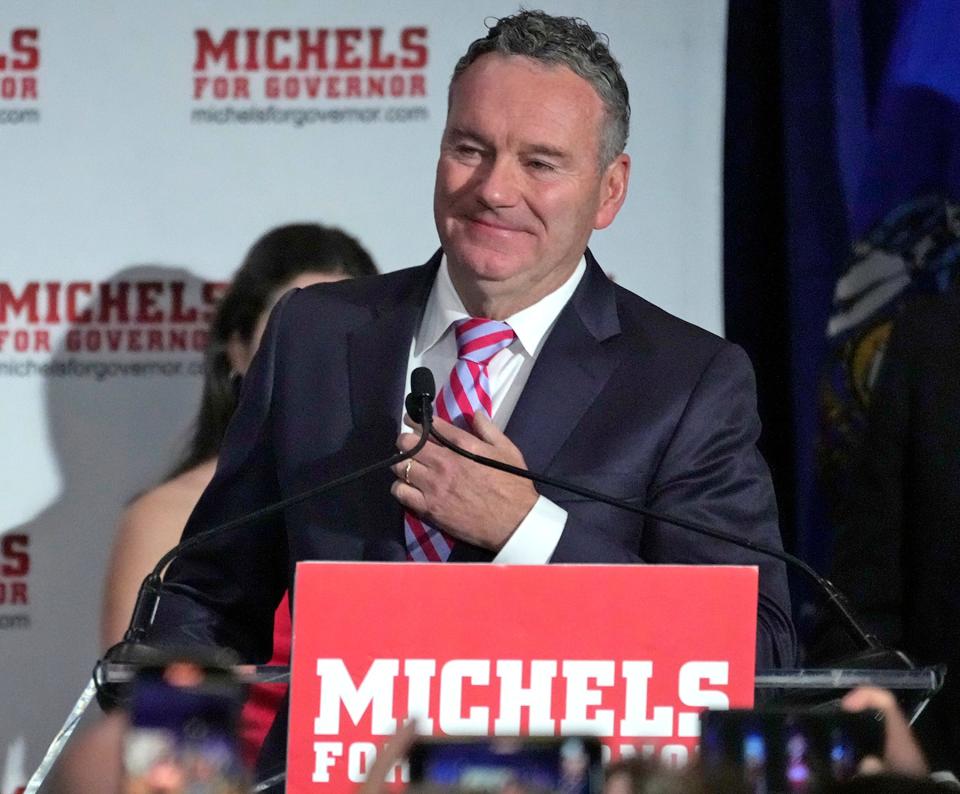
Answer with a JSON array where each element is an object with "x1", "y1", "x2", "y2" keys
[
  {"x1": 411, "y1": 367, "x2": 435, "y2": 400},
  {"x1": 406, "y1": 367, "x2": 435, "y2": 423}
]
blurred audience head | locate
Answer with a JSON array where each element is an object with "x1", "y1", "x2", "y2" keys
[
  {"x1": 824, "y1": 772, "x2": 945, "y2": 792},
  {"x1": 603, "y1": 756, "x2": 750, "y2": 794}
]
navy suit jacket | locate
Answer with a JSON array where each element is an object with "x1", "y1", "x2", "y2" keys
[{"x1": 150, "y1": 250, "x2": 795, "y2": 765}]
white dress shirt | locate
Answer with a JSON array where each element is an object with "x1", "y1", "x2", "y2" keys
[{"x1": 401, "y1": 254, "x2": 586, "y2": 562}]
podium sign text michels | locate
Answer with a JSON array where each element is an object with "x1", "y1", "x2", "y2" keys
[{"x1": 286, "y1": 562, "x2": 758, "y2": 793}]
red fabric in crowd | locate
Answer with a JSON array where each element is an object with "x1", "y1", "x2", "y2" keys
[{"x1": 239, "y1": 592, "x2": 291, "y2": 769}]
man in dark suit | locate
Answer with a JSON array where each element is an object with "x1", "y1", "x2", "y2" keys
[{"x1": 148, "y1": 8, "x2": 795, "y2": 774}]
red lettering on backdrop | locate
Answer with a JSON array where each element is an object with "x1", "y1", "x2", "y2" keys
[
  {"x1": 297, "y1": 29, "x2": 329, "y2": 70},
  {"x1": 134, "y1": 282, "x2": 163, "y2": 323},
  {"x1": 1, "y1": 534, "x2": 29, "y2": 577},
  {"x1": 367, "y1": 29, "x2": 396, "y2": 70},
  {"x1": 265, "y1": 29, "x2": 291, "y2": 70},
  {"x1": 1, "y1": 280, "x2": 226, "y2": 328},
  {"x1": 243, "y1": 29, "x2": 259, "y2": 70},
  {"x1": 44, "y1": 282, "x2": 61, "y2": 322},
  {"x1": 334, "y1": 29, "x2": 363, "y2": 69},
  {"x1": 169, "y1": 281, "x2": 198, "y2": 323},
  {"x1": 0, "y1": 283, "x2": 39, "y2": 323},
  {"x1": 97, "y1": 282, "x2": 130, "y2": 323},
  {"x1": 202, "y1": 281, "x2": 227, "y2": 321},
  {"x1": 400, "y1": 27, "x2": 428, "y2": 68},
  {"x1": 0, "y1": 28, "x2": 40, "y2": 71},
  {"x1": 66, "y1": 282, "x2": 93, "y2": 323},
  {"x1": 9, "y1": 29, "x2": 40, "y2": 70},
  {"x1": 0, "y1": 74, "x2": 37, "y2": 100},
  {"x1": 194, "y1": 29, "x2": 239, "y2": 71}
]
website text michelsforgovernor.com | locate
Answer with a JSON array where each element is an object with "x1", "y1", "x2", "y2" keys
[
  {"x1": 191, "y1": 103, "x2": 428, "y2": 126},
  {"x1": 0, "y1": 358, "x2": 206, "y2": 380},
  {"x1": 0, "y1": 614, "x2": 29, "y2": 630},
  {"x1": 0, "y1": 108, "x2": 40, "y2": 124}
]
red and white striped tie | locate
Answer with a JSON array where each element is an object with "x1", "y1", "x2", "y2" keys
[{"x1": 404, "y1": 317, "x2": 516, "y2": 561}]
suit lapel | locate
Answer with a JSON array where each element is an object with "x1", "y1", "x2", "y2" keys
[
  {"x1": 348, "y1": 255, "x2": 441, "y2": 432},
  {"x1": 505, "y1": 251, "x2": 623, "y2": 474},
  {"x1": 346, "y1": 255, "x2": 440, "y2": 559}
]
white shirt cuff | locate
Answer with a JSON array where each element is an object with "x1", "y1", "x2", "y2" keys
[{"x1": 492, "y1": 496, "x2": 567, "y2": 563}]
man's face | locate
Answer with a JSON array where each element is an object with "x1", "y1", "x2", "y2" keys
[{"x1": 433, "y1": 53, "x2": 629, "y2": 316}]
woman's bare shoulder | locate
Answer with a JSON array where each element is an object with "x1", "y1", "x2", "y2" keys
[{"x1": 119, "y1": 459, "x2": 217, "y2": 539}]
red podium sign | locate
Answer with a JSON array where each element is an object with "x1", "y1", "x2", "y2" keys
[{"x1": 286, "y1": 562, "x2": 757, "y2": 793}]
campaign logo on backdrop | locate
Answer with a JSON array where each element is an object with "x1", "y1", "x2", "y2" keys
[
  {"x1": 0, "y1": 278, "x2": 227, "y2": 380},
  {"x1": 0, "y1": 27, "x2": 40, "y2": 126},
  {"x1": 191, "y1": 25, "x2": 430, "y2": 127}
]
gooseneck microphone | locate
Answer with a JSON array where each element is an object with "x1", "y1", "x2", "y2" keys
[
  {"x1": 96, "y1": 368, "x2": 437, "y2": 702},
  {"x1": 425, "y1": 424, "x2": 912, "y2": 668}
]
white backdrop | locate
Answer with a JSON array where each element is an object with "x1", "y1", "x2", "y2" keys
[{"x1": 0, "y1": 1, "x2": 727, "y2": 786}]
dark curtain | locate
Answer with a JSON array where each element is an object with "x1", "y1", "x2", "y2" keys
[{"x1": 724, "y1": 0, "x2": 960, "y2": 649}]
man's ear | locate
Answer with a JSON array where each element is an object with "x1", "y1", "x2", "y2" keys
[{"x1": 594, "y1": 153, "x2": 630, "y2": 231}]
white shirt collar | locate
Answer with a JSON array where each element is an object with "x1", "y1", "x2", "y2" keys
[{"x1": 415, "y1": 254, "x2": 587, "y2": 357}]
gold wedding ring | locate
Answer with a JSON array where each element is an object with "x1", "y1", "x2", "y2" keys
[{"x1": 403, "y1": 459, "x2": 413, "y2": 485}]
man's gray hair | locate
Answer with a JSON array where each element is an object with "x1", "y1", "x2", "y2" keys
[{"x1": 451, "y1": 9, "x2": 630, "y2": 168}]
